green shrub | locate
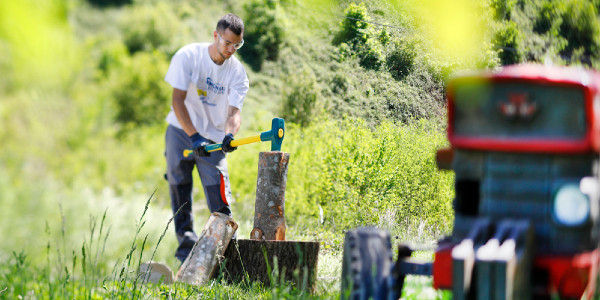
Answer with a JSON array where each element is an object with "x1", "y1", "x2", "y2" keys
[
  {"x1": 284, "y1": 118, "x2": 454, "y2": 237},
  {"x1": 493, "y1": 21, "x2": 521, "y2": 65},
  {"x1": 533, "y1": 1, "x2": 562, "y2": 34},
  {"x1": 358, "y1": 38, "x2": 385, "y2": 70},
  {"x1": 378, "y1": 28, "x2": 391, "y2": 46},
  {"x1": 490, "y1": 0, "x2": 517, "y2": 20},
  {"x1": 281, "y1": 68, "x2": 320, "y2": 126},
  {"x1": 96, "y1": 39, "x2": 128, "y2": 76},
  {"x1": 332, "y1": 2, "x2": 387, "y2": 71},
  {"x1": 386, "y1": 39, "x2": 418, "y2": 81},
  {"x1": 336, "y1": 42, "x2": 352, "y2": 62},
  {"x1": 404, "y1": 64, "x2": 446, "y2": 113},
  {"x1": 109, "y1": 51, "x2": 171, "y2": 129},
  {"x1": 120, "y1": 3, "x2": 180, "y2": 55},
  {"x1": 476, "y1": 42, "x2": 502, "y2": 69},
  {"x1": 330, "y1": 72, "x2": 351, "y2": 95},
  {"x1": 333, "y1": 2, "x2": 370, "y2": 47},
  {"x1": 558, "y1": 0, "x2": 600, "y2": 64},
  {"x1": 239, "y1": 0, "x2": 286, "y2": 71}
]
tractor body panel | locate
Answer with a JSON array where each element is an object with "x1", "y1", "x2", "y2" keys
[{"x1": 435, "y1": 64, "x2": 600, "y2": 299}]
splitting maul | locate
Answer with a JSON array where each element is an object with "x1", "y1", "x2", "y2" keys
[{"x1": 183, "y1": 117, "x2": 285, "y2": 157}]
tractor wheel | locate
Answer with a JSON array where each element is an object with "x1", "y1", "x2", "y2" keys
[{"x1": 340, "y1": 227, "x2": 395, "y2": 300}]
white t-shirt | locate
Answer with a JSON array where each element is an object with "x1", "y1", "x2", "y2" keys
[{"x1": 165, "y1": 43, "x2": 249, "y2": 142}]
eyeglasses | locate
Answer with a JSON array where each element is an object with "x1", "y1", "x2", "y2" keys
[{"x1": 217, "y1": 32, "x2": 244, "y2": 50}]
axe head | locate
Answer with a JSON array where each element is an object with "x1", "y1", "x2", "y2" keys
[{"x1": 260, "y1": 118, "x2": 285, "y2": 151}]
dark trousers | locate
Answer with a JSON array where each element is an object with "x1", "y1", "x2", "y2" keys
[{"x1": 164, "y1": 125, "x2": 233, "y2": 262}]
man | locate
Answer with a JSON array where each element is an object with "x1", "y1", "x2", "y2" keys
[{"x1": 164, "y1": 13, "x2": 249, "y2": 263}]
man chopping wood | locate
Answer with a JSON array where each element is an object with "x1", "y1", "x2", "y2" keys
[{"x1": 163, "y1": 13, "x2": 249, "y2": 263}]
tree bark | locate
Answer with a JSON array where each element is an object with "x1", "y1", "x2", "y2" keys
[
  {"x1": 176, "y1": 212, "x2": 238, "y2": 285},
  {"x1": 213, "y1": 239, "x2": 320, "y2": 292},
  {"x1": 251, "y1": 151, "x2": 290, "y2": 241}
]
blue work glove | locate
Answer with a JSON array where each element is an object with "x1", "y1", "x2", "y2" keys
[
  {"x1": 190, "y1": 133, "x2": 210, "y2": 157},
  {"x1": 222, "y1": 133, "x2": 237, "y2": 153}
]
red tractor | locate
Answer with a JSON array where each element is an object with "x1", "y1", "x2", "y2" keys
[{"x1": 341, "y1": 64, "x2": 600, "y2": 299}]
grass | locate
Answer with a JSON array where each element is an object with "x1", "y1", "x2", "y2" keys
[{"x1": 0, "y1": 187, "x2": 450, "y2": 299}]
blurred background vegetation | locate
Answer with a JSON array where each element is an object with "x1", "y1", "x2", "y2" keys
[{"x1": 1, "y1": 0, "x2": 599, "y2": 297}]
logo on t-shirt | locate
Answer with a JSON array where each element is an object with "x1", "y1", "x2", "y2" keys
[
  {"x1": 206, "y1": 77, "x2": 225, "y2": 94},
  {"x1": 196, "y1": 88, "x2": 215, "y2": 106}
]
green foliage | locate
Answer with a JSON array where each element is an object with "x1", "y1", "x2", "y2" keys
[
  {"x1": 493, "y1": 21, "x2": 521, "y2": 65},
  {"x1": 284, "y1": 118, "x2": 454, "y2": 238},
  {"x1": 120, "y1": 3, "x2": 181, "y2": 55},
  {"x1": 386, "y1": 38, "x2": 418, "y2": 80},
  {"x1": 96, "y1": 39, "x2": 129, "y2": 76},
  {"x1": 557, "y1": 0, "x2": 600, "y2": 64},
  {"x1": 476, "y1": 42, "x2": 502, "y2": 69},
  {"x1": 533, "y1": 1, "x2": 561, "y2": 34},
  {"x1": 282, "y1": 68, "x2": 320, "y2": 126},
  {"x1": 86, "y1": 0, "x2": 132, "y2": 7},
  {"x1": 333, "y1": 2, "x2": 386, "y2": 70},
  {"x1": 490, "y1": 0, "x2": 517, "y2": 20},
  {"x1": 378, "y1": 28, "x2": 391, "y2": 46},
  {"x1": 358, "y1": 38, "x2": 385, "y2": 70},
  {"x1": 239, "y1": 0, "x2": 286, "y2": 71},
  {"x1": 108, "y1": 51, "x2": 171, "y2": 129},
  {"x1": 333, "y1": 2, "x2": 370, "y2": 47},
  {"x1": 493, "y1": 0, "x2": 600, "y2": 66}
]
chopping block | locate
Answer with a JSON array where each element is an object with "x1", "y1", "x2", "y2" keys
[
  {"x1": 213, "y1": 239, "x2": 320, "y2": 292},
  {"x1": 213, "y1": 151, "x2": 320, "y2": 291}
]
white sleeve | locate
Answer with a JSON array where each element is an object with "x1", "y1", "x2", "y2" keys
[
  {"x1": 165, "y1": 46, "x2": 193, "y2": 91},
  {"x1": 228, "y1": 65, "x2": 249, "y2": 110}
]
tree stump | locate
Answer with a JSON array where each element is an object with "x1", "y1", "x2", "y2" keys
[
  {"x1": 176, "y1": 212, "x2": 238, "y2": 285},
  {"x1": 251, "y1": 151, "x2": 290, "y2": 241},
  {"x1": 212, "y1": 239, "x2": 320, "y2": 292}
]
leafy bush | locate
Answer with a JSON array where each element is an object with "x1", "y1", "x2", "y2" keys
[
  {"x1": 281, "y1": 67, "x2": 320, "y2": 126},
  {"x1": 120, "y1": 3, "x2": 180, "y2": 55},
  {"x1": 558, "y1": 0, "x2": 600, "y2": 64},
  {"x1": 475, "y1": 42, "x2": 502, "y2": 69},
  {"x1": 490, "y1": 0, "x2": 517, "y2": 20},
  {"x1": 96, "y1": 39, "x2": 128, "y2": 76},
  {"x1": 333, "y1": 2, "x2": 370, "y2": 47},
  {"x1": 378, "y1": 28, "x2": 391, "y2": 46},
  {"x1": 358, "y1": 38, "x2": 385, "y2": 70},
  {"x1": 284, "y1": 118, "x2": 454, "y2": 237},
  {"x1": 533, "y1": 1, "x2": 561, "y2": 34},
  {"x1": 493, "y1": 21, "x2": 521, "y2": 65},
  {"x1": 333, "y1": 2, "x2": 386, "y2": 71},
  {"x1": 498, "y1": 0, "x2": 600, "y2": 66},
  {"x1": 386, "y1": 39, "x2": 418, "y2": 80},
  {"x1": 239, "y1": 0, "x2": 285, "y2": 71},
  {"x1": 108, "y1": 51, "x2": 171, "y2": 129}
]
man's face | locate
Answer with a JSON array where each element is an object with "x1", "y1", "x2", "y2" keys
[{"x1": 214, "y1": 28, "x2": 244, "y2": 61}]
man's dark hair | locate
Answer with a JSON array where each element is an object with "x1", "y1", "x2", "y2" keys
[{"x1": 216, "y1": 13, "x2": 244, "y2": 36}]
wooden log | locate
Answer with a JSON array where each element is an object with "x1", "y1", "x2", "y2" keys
[
  {"x1": 212, "y1": 239, "x2": 320, "y2": 292},
  {"x1": 251, "y1": 151, "x2": 290, "y2": 241},
  {"x1": 176, "y1": 212, "x2": 238, "y2": 285}
]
